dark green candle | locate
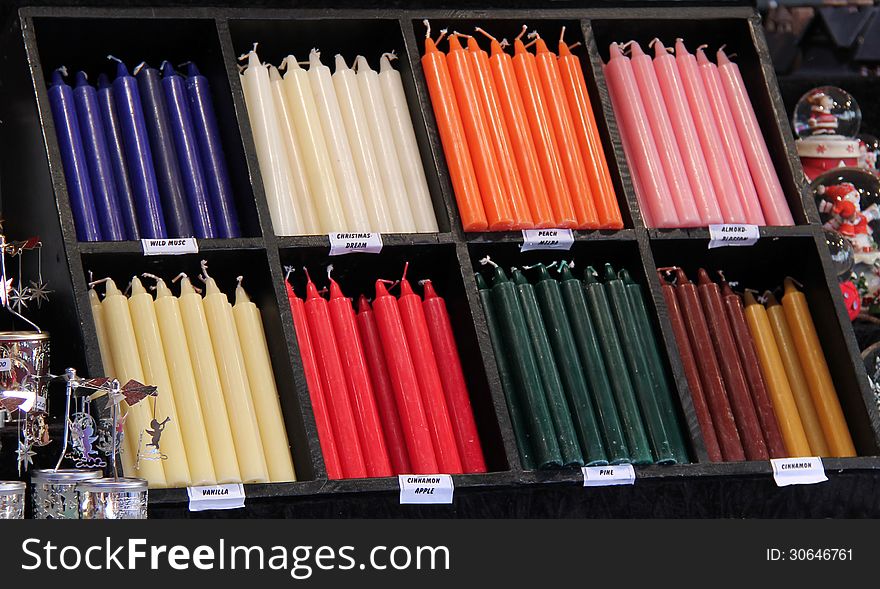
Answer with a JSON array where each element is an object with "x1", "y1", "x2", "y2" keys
[
  {"x1": 583, "y1": 266, "x2": 653, "y2": 464},
  {"x1": 512, "y1": 268, "x2": 583, "y2": 467},
  {"x1": 485, "y1": 263, "x2": 562, "y2": 468},
  {"x1": 602, "y1": 264, "x2": 676, "y2": 464},
  {"x1": 530, "y1": 264, "x2": 607, "y2": 466},
  {"x1": 620, "y1": 269, "x2": 689, "y2": 463},
  {"x1": 476, "y1": 273, "x2": 535, "y2": 470},
  {"x1": 558, "y1": 263, "x2": 630, "y2": 464}
]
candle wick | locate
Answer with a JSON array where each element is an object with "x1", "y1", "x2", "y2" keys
[
  {"x1": 171, "y1": 272, "x2": 188, "y2": 284},
  {"x1": 178, "y1": 60, "x2": 192, "y2": 69},
  {"x1": 88, "y1": 270, "x2": 94, "y2": 284},
  {"x1": 500, "y1": 38, "x2": 510, "y2": 48},
  {"x1": 437, "y1": 29, "x2": 448, "y2": 44},
  {"x1": 786, "y1": 276, "x2": 805, "y2": 289},
  {"x1": 381, "y1": 50, "x2": 397, "y2": 62},
  {"x1": 236, "y1": 275, "x2": 244, "y2": 288},
  {"x1": 568, "y1": 42, "x2": 582, "y2": 50},
  {"x1": 199, "y1": 259, "x2": 210, "y2": 282},
  {"x1": 56, "y1": 65, "x2": 69, "y2": 78},
  {"x1": 559, "y1": 26, "x2": 566, "y2": 45},
  {"x1": 326, "y1": 264, "x2": 334, "y2": 280},
  {"x1": 474, "y1": 27, "x2": 497, "y2": 43},
  {"x1": 717, "y1": 269, "x2": 727, "y2": 283},
  {"x1": 418, "y1": 279, "x2": 430, "y2": 286},
  {"x1": 478, "y1": 256, "x2": 498, "y2": 268},
  {"x1": 124, "y1": 280, "x2": 132, "y2": 296},
  {"x1": 284, "y1": 266, "x2": 295, "y2": 281},
  {"x1": 696, "y1": 44, "x2": 709, "y2": 53},
  {"x1": 87, "y1": 276, "x2": 111, "y2": 288},
  {"x1": 133, "y1": 61, "x2": 147, "y2": 76},
  {"x1": 106, "y1": 55, "x2": 122, "y2": 65},
  {"x1": 159, "y1": 59, "x2": 169, "y2": 71},
  {"x1": 423, "y1": 19, "x2": 431, "y2": 39},
  {"x1": 303, "y1": 266, "x2": 313, "y2": 284},
  {"x1": 141, "y1": 272, "x2": 162, "y2": 284},
  {"x1": 515, "y1": 25, "x2": 528, "y2": 42},
  {"x1": 401, "y1": 261, "x2": 409, "y2": 283},
  {"x1": 527, "y1": 31, "x2": 539, "y2": 40}
]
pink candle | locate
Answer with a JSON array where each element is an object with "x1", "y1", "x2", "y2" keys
[
  {"x1": 652, "y1": 40, "x2": 722, "y2": 225},
  {"x1": 716, "y1": 48, "x2": 795, "y2": 226},
  {"x1": 675, "y1": 39, "x2": 746, "y2": 224},
  {"x1": 629, "y1": 42, "x2": 701, "y2": 227},
  {"x1": 697, "y1": 48, "x2": 765, "y2": 226},
  {"x1": 604, "y1": 43, "x2": 679, "y2": 228}
]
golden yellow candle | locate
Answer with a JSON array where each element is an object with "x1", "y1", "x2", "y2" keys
[
  {"x1": 178, "y1": 276, "x2": 241, "y2": 483},
  {"x1": 101, "y1": 278, "x2": 167, "y2": 488},
  {"x1": 129, "y1": 277, "x2": 192, "y2": 487},
  {"x1": 89, "y1": 287, "x2": 116, "y2": 377},
  {"x1": 743, "y1": 292, "x2": 811, "y2": 457},
  {"x1": 232, "y1": 280, "x2": 296, "y2": 482},
  {"x1": 202, "y1": 273, "x2": 269, "y2": 483},
  {"x1": 781, "y1": 279, "x2": 856, "y2": 457},
  {"x1": 154, "y1": 277, "x2": 217, "y2": 485},
  {"x1": 765, "y1": 293, "x2": 830, "y2": 456}
]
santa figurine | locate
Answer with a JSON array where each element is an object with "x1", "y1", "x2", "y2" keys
[
  {"x1": 818, "y1": 182, "x2": 880, "y2": 253},
  {"x1": 807, "y1": 91, "x2": 838, "y2": 135}
]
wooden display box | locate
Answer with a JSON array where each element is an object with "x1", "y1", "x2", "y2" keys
[{"x1": 0, "y1": 4, "x2": 877, "y2": 517}]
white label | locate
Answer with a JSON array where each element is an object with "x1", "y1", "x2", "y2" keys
[
  {"x1": 34, "y1": 396, "x2": 46, "y2": 412},
  {"x1": 398, "y1": 474, "x2": 454, "y2": 504},
  {"x1": 582, "y1": 464, "x2": 636, "y2": 487},
  {"x1": 187, "y1": 483, "x2": 246, "y2": 511},
  {"x1": 141, "y1": 237, "x2": 199, "y2": 256},
  {"x1": 708, "y1": 224, "x2": 760, "y2": 249},
  {"x1": 520, "y1": 229, "x2": 574, "y2": 252},
  {"x1": 771, "y1": 457, "x2": 828, "y2": 487},
  {"x1": 0, "y1": 358, "x2": 11, "y2": 371},
  {"x1": 328, "y1": 233, "x2": 383, "y2": 256}
]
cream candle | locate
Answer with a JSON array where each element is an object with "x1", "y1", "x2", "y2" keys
[
  {"x1": 89, "y1": 287, "x2": 116, "y2": 377},
  {"x1": 333, "y1": 55, "x2": 395, "y2": 233},
  {"x1": 101, "y1": 278, "x2": 167, "y2": 488},
  {"x1": 178, "y1": 276, "x2": 241, "y2": 483},
  {"x1": 356, "y1": 55, "x2": 417, "y2": 233},
  {"x1": 202, "y1": 269, "x2": 269, "y2": 483},
  {"x1": 281, "y1": 56, "x2": 347, "y2": 232},
  {"x1": 232, "y1": 278, "x2": 297, "y2": 482},
  {"x1": 240, "y1": 49, "x2": 304, "y2": 235},
  {"x1": 379, "y1": 54, "x2": 438, "y2": 233},
  {"x1": 129, "y1": 277, "x2": 191, "y2": 488},
  {"x1": 153, "y1": 277, "x2": 217, "y2": 486},
  {"x1": 308, "y1": 50, "x2": 372, "y2": 231},
  {"x1": 269, "y1": 65, "x2": 321, "y2": 234}
]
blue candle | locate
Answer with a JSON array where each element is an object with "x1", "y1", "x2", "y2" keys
[
  {"x1": 185, "y1": 62, "x2": 241, "y2": 238},
  {"x1": 73, "y1": 71, "x2": 126, "y2": 241},
  {"x1": 162, "y1": 62, "x2": 216, "y2": 238},
  {"x1": 111, "y1": 60, "x2": 166, "y2": 239},
  {"x1": 97, "y1": 73, "x2": 141, "y2": 240},
  {"x1": 136, "y1": 62, "x2": 194, "y2": 238},
  {"x1": 48, "y1": 68, "x2": 102, "y2": 241}
]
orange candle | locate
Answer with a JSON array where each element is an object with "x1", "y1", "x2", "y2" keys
[
  {"x1": 743, "y1": 291, "x2": 811, "y2": 457},
  {"x1": 781, "y1": 279, "x2": 856, "y2": 457},
  {"x1": 513, "y1": 36, "x2": 577, "y2": 228},
  {"x1": 765, "y1": 293, "x2": 830, "y2": 456},
  {"x1": 421, "y1": 32, "x2": 488, "y2": 232},
  {"x1": 446, "y1": 34, "x2": 514, "y2": 231},
  {"x1": 466, "y1": 35, "x2": 533, "y2": 229},
  {"x1": 483, "y1": 31, "x2": 555, "y2": 228},
  {"x1": 558, "y1": 33, "x2": 622, "y2": 230},
  {"x1": 534, "y1": 36, "x2": 598, "y2": 230}
]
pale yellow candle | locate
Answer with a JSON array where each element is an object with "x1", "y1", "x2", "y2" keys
[
  {"x1": 281, "y1": 55, "x2": 347, "y2": 232},
  {"x1": 129, "y1": 277, "x2": 191, "y2": 487},
  {"x1": 269, "y1": 65, "x2": 321, "y2": 234},
  {"x1": 89, "y1": 287, "x2": 116, "y2": 377},
  {"x1": 101, "y1": 279, "x2": 166, "y2": 488},
  {"x1": 153, "y1": 277, "x2": 217, "y2": 486},
  {"x1": 202, "y1": 273, "x2": 269, "y2": 483},
  {"x1": 232, "y1": 279, "x2": 296, "y2": 482},
  {"x1": 178, "y1": 276, "x2": 241, "y2": 483}
]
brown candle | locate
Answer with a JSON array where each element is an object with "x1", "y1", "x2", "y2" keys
[
  {"x1": 697, "y1": 269, "x2": 768, "y2": 460},
  {"x1": 673, "y1": 268, "x2": 745, "y2": 461},
  {"x1": 721, "y1": 282, "x2": 787, "y2": 458},
  {"x1": 658, "y1": 269, "x2": 722, "y2": 462}
]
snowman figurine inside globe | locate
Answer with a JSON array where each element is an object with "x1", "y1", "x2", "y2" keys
[{"x1": 794, "y1": 86, "x2": 862, "y2": 181}]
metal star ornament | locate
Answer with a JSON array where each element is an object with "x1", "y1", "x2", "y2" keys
[
  {"x1": 16, "y1": 440, "x2": 36, "y2": 474},
  {"x1": 8, "y1": 285, "x2": 30, "y2": 312},
  {"x1": 28, "y1": 280, "x2": 51, "y2": 307}
]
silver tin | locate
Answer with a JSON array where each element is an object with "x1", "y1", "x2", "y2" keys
[
  {"x1": 31, "y1": 469, "x2": 102, "y2": 519},
  {"x1": 0, "y1": 481, "x2": 26, "y2": 519},
  {"x1": 0, "y1": 331, "x2": 51, "y2": 414},
  {"x1": 77, "y1": 478, "x2": 148, "y2": 519}
]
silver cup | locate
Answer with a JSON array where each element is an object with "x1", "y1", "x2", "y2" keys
[
  {"x1": 31, "y1": 469, "x2": 102, "y2": 519},
  {"x1": 0, "y1": 481, "x2": 26, "y2": 519},
  {"x1": 77, "y1": 478, "x2": 148, "y2": 519},
  {"x1": 0, "y1": 331, "x2": 51, "y2": 414}
]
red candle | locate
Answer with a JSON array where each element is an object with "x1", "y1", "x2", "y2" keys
[
  {"x1": 673, "y1": 268, "x2": 744, "y2": 461},
  {"x1": 303, "y1": 270, "x2": 367, "y2": 478},
  {"x1": 328, "y1": 277, "x2": 393, "y2": 477},
  {"x1": 534, "y1": 36, "x2": 599, "y2": 230},
  {"x1": 696, "y1": 269, "x2": 768, "y2": 460},
  {"x1": 721, "y1": 282, "x2": 787, "y2": 458},
  {"x1": 398, "y1": 275, "x2": 463, "y2": 473},
  {"x1": 658, "y1": 271, "x2": 722, "y2": 462},
  {"x1": 372, "y1": 279, "x2": 438, "y2": 473},
  {"x1": 422, "y1": 280, "x2": 487, "y2": 473},
  {"x1": 286, "y1": 281, "x2": 343, "y2": 479},
  {"x1": 356, "y1": 295, "x2": 411, "y2": 474}
]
